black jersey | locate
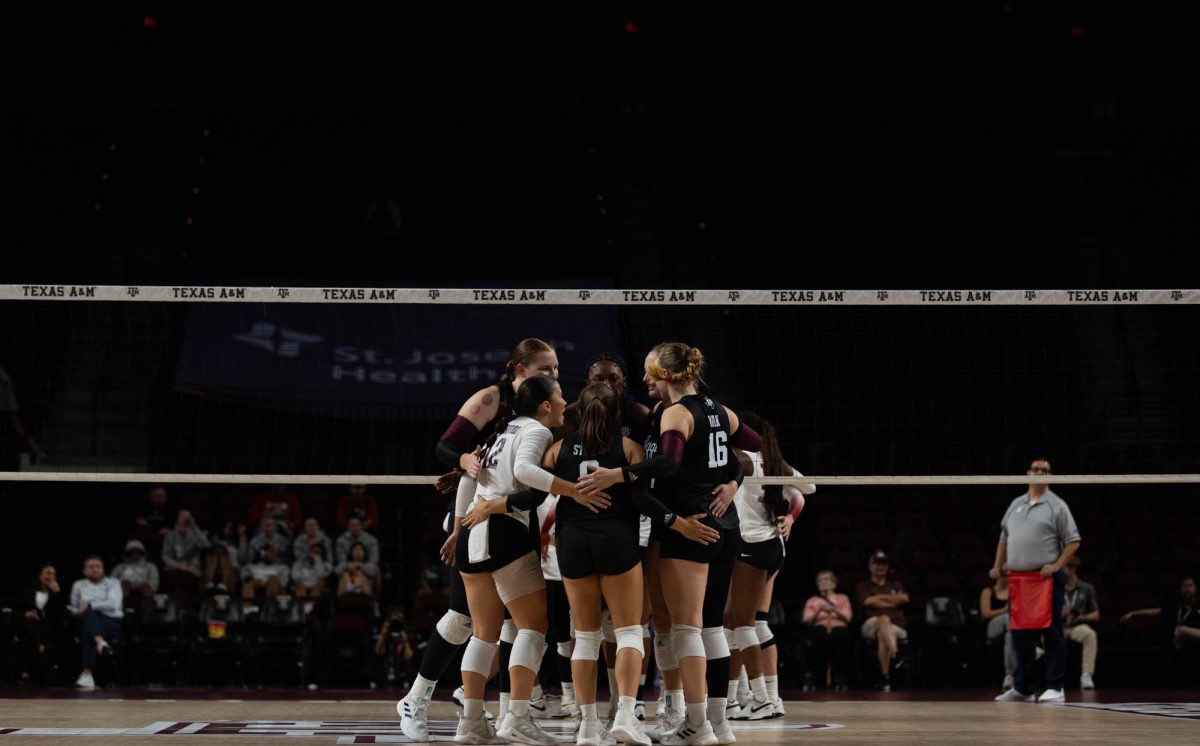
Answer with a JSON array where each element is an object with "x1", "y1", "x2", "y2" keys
[
  {"x1": 642, "y1": 403, "x2": 671, "y2": 500},
  {"x1": 666, "y1": 394, "x2": 739, "y2": 530},
  {"x1": 553, "y1": 433, "x2": 638, "y2": 526}
]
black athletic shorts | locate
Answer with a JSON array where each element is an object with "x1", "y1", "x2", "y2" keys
[
  {"x1": 659, "y1": 516, "x2": 743, "y2": 565},
  {"x1": 456, "y1": 514, "x2": 534, "y2": 574},
  {"x1": 736, "y1": 536, "x2": 785, "y2": 575},
  {"x1": 557, "y1": 520, "x2": 641, "y2": 580}
]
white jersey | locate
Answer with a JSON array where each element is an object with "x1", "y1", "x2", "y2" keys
[
  {"x1": 734, "y1": 451, "x2": 816, "y2": 543},
  {"x1": 466, "y1": 415, "x2": 556, "y2": 563}
]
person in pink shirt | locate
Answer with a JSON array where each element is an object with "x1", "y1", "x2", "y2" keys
[{"x1": 803, "y1": 569, "x2": 853, "y2": 690}]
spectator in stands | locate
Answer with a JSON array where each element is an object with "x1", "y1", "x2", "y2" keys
[
  {"x1": 802, "y1": 569, "x2": 853, "y2": 690},
  {"x1": 162, "y1": 509, "x2": 210, "y2": 596},
  {"x1": 1122, "y1": 575, "x2": 1200, "y2": 651},
  {"x1": 855, "y1": 550, "x2": 909, "y2": 692},
  {"x1": 17, "y1": 563, "x2": 65, "y2": 685},
  {"x1": 293, "y1": 516, "x2": 334, "y2": 562},
  {"x1": 335, "y1": 515, "x2": 380, "y2": 565},
  {"x1": 991, "y1": 457, "x2": 1080, "y2": 704},
  {"x1": 241, "y1": 545, "x2": 290, "y2": 608},
  {"x1": 206, "y1": 520, "x2": 246, "y2": 591},
  {"x1": 337, "y1": 483, "x2": 379, "y2": 530},
  {"x1": 111, "y1": 539, "x2": 160, "y2": 608},
  {"x1": 132, "y1": 486, "x2": 174, "y2": 539},
  {"x1": 69, "y1": 555, "x2": 123, "y2": 690},
  {"x1": 0, "y1": 364, "x2": 45, "y2": 471},
  {"x1": 248, "y1": 484, "x2": 302, "y2": 537},
  {"x1": 336, "y1": 541, "x2": 377, "y2": 597},
  {"x1": 249, "y1": 516, "x2": 292, "y2": 563},
  {"x1": 292, "y1": 541, "x2": 333, "y2": 604},
  {"x1": 980, "y1": 572, "x2": 1016, "y2": 691},
  {"x1": 375, "y1": 606, "x2": 416, "y2": 688},
  {"x1": 1062, "y1": 556, "x2": 1099, "y2": 690}
]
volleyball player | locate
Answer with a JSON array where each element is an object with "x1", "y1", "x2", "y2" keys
[
  {"x1": 724, "y1": 412, "x2": 812, "y2": 720},
  {"x1": 564, "y1": 353, "x2": 655, "y2": 722},
  {"x1": 535, "y1": 494, "x2": 576, "y2": 719},
  {"x1": 579, "y1": 344, "x2": 762, "y2": 746},
  {"x1": 397, "y1": 339, "x2": 558, "y2": 742},
  {"x1": 455, "y1": 376, "x2": 594, "y2": 745}
]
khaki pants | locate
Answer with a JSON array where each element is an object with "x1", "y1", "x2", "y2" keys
[{"x1": 1067, "y1": 624, "x2": 1097, "y2": 675}]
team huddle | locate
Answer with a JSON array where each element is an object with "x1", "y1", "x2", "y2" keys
[{"x1": 396, "y1": 339, "x2": 812, "y2": 746}]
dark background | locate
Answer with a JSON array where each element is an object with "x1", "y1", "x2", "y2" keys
[{"x1": 4, "y1": 1, "x2": 1197, "y2": 288}]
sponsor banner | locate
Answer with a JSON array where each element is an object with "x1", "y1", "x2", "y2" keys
[
  {"x1": 174, "y1": 304, "x2": 619, "y2": 416},
  {"x1": 1, "y1": 285, "x2": 1197, "y2": 305}
]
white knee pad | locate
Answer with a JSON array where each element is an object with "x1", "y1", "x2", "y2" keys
[
  {"x1": 654, "y1": 632, "x2": 678, "y2": 671},
  {"x1": 724, "y1": 627, "x2": 738, "y2": 651},
  {"x1": 462, "y1": 636, "x2": 499, "y2": 677},
  {"x1": 572, "y1": 629, "x2": 602, "y2": 662},
  {"x1": 601, "y1": 610, "x2": 616, "y2": 644},
  {"x1": 734, "y1": 626, "x2": 759, "y2": 653},
  {"x1": 671, "y1": 624, "x2": 705, "y2": 660},
  {"x1": 702, "y1": 626, "x2": 730, "y2": 660},
  {"x1": 510, "y1": 629, "x2": 547, "y2": 673},
  {"x1": 556, "y1": 640, "x2": 574, "y2": 658},
  {"x1": 615, "y1": 625, "x2": 645, "y2": 656},
  {"x1": 500, "y1": 618, "x2": 518, "y2": 645},
  {"x1": 436, "y1": 610, "x2": 473, "y2": 646},
  {"x1": 755, "y1": 619, "x2": 774, "y2": 645}
]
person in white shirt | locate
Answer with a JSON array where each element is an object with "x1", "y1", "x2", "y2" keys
[
  {"x1": 455, "y1": 376, "x2": 593, "y2": 746},
  {"x1": 241, "y1": 545, "x2": 290, "y2": 607},
  {"x1": 112, "y1": 539, "x2": 160, "y2": 605},
  {"x1": 69, "y1": 555, "x2": 123, "y2": 689},
  {"x1": 726, "y1": 412, "x2": 814, "y2": 720}
]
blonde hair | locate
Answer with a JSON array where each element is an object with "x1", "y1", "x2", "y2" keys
[{"x1": 648, "y1": 342, "x2": 705, "y2": 386}]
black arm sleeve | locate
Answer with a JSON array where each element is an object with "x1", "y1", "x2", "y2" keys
[
  {"x1": 726, "y1": 453, "x2": 745, "y2": 488},
  {"x1": 436, "y1": 439, "x2": 464, "y2": 470},
  {"x1": 506, "y1": 488, "x2": 549, "y2": 513},
  {"x1": 629, "y1": 483, "x2": 677, "y2": 528}
]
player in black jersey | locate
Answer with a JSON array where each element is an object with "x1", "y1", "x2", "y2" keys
[
  {"x1": 563, "y1": 353, "x2": 656, "y2": 720},
  {"x1": 557, "y1": 383, "x2": 718, "y2": 745},
  {"x1": 639, "y1": 348, "x2": 688, "y2": 733},
  {"x1": 397, "y1": 338, "x2": 558, "y2": 742},
  {"x1": 579, "y1": 343, "x2": 762, "y2": 746},
  {"x1": 562, "y1": 353, "x2": 651, "y2": 438}
]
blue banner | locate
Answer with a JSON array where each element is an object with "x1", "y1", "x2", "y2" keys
[{"x1": 174, "y1": 303, "x2": 622, "y2": 418}]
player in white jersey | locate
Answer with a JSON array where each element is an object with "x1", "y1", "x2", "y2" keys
[
  {"x1": 725, "y1": 412, "x2": 813, "y2": 720},
  {"x1": 456, "y1": 376, "x2": 602, "y2": 746},
  {"x1": 398, "y1": 339, "x2": 559, "y2": 742}
]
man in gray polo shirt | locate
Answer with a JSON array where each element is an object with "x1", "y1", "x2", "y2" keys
[{"x1": 990, "y1": 458, "x2": 1081, "y2": 703}]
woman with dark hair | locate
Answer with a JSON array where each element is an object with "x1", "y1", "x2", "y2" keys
[
  {"x1": 580, "y1": 343, "x2": 762, "y2": 746},
  {"x1": 397, "y1": 338, "x2": 558, "y2": 742},
  {"x1": 563, "y1": 353, "x2": 651, "y2": 438},
  {"x1": 453, "y1": 375, "x2": 592, "y2": 746},
  {"x1": 335, "y1": 542, "x2": 376, "y2": 597},
  {"x1": 17, "y1": 564, "x2": 65, "y2": 684},
  {"x1": 563, "y1": 352, "x2": 656, "y2": 719},
  {"x1": 725, "y1": 412, "x2": 813, "y2": 719},
  {"x1": 474, "y1": 382, "x2": 716, "y2": 745}
]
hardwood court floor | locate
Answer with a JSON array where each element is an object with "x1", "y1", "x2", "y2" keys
[{"x1": 0, "y1": 690, "x2": 1197, "y2": 744}]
